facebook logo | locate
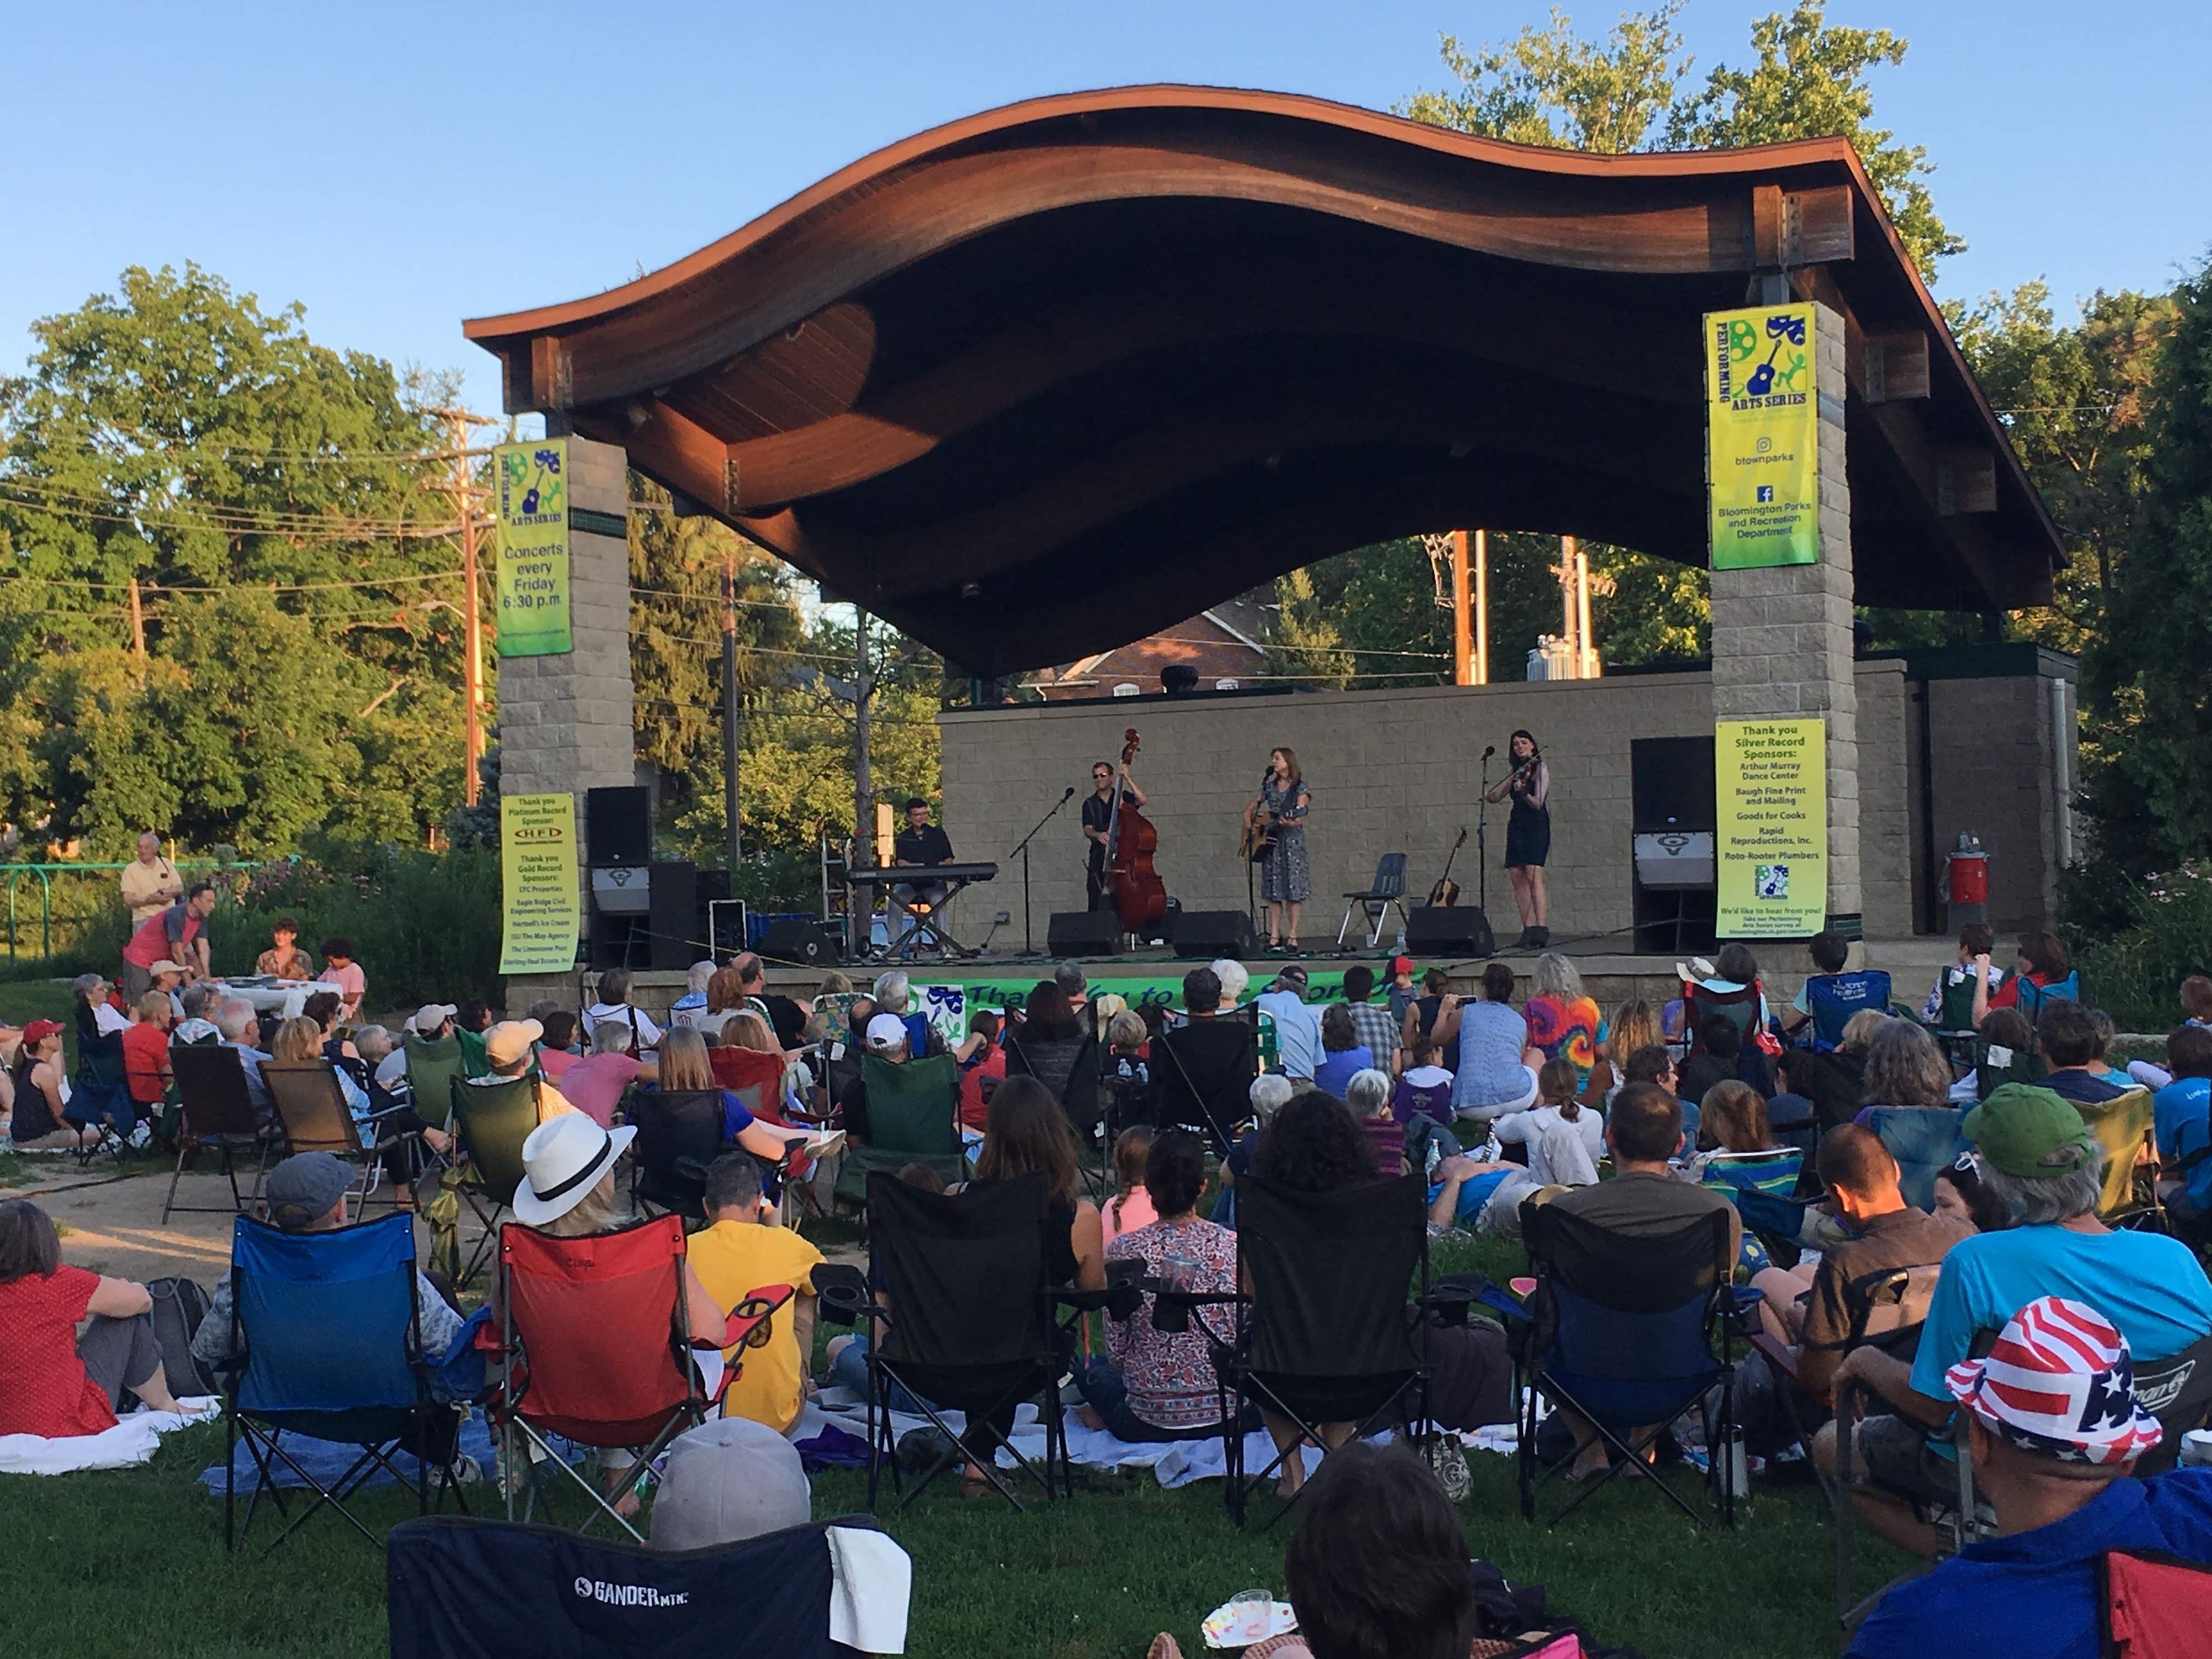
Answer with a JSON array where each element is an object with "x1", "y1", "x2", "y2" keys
[{"x1": 1756, "y1": 485, "x2": 1775, "y2": 503}]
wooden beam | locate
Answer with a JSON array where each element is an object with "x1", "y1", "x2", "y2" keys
[
  {"x1": 1862, "y1": 332, "x2": 1931, "y2": 404},
  {"x1": 1938, "y1": 446, "x2": 1998, "y2": 516}
]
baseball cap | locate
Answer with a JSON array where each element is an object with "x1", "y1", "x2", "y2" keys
[
  {"x1": 1390, "y1": 955, "x2": 1414, "y2": 977},
  {"x1": 1963, "y1": 1082, "x2": 2097, "y2": 1179},
  {"x1": 146, "y1": 959, "x2": 188, "y2": 976},
  {"x1": 20, "y1": 1018, "x2": 63, "y2": 1047},
  {"x1": 865, "y1": 1013, "x2": 910, "y2": 1053},
  {"x1": 411, "y1": 1003, "x2": 458, "y2": 1034},
  {"x1": 483, "y1": 1018, "x2": 544, "y2": 1070},
  {"x1": 650, "y1": 1417, "x2": 812, "y2": 1551},
  {"x1": 1944, "y1": 1295, "x2": 2164, "y2": 1467},
  {"x1": 264, "y1": 1152, "x2": 355, "y2": 1230}
]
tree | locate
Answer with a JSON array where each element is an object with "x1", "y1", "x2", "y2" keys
[
  {"x1": 1403, "y1": 3, "x2": 1959, "y2": 282},
  {"x1": 2078, "y1": 254, "x2": 2212, "y2": 880},
  {"x1": 0, "y1": 264, "x2": 471, "y2": 852}
]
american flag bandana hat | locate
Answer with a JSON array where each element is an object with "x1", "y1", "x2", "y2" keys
[{"x1": 1944, "y1": 1296, "x2": 2166, "y2": 1467}]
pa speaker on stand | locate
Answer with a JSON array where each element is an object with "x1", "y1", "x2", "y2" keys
[
  {"x1": 758, "y1": 917, "x2": 839, "y2": 968},
  {"x1": 1404, "y1": 906, "x2": 1495, "y2": 958}
]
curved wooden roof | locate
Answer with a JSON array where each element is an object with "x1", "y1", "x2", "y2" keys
[{"x1": 466, "y1": 85, "x2": 2063, "y2": 677}]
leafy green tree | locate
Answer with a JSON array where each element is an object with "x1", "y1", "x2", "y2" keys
[
  {"x1": 0, "y1": 263, "x2": 470, "y2": 852},
  {"x1": 1401, "y1": 2, "x2": 1690, "y2": 154},
  {"x1": 2079, "y1": 255, "x2": 2212, "y2": 879}
]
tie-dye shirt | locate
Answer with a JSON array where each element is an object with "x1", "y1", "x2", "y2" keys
[{"x1": 1523, "y1": 994, "x2": 1603, "y2": 1086}]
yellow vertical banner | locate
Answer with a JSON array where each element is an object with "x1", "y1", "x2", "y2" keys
[
  {"x1": 1706, "y1": 304, "x2": 1820, "y2": 570},
  {"x1": 498, "y1": 792, "x2": 581, "y2": 974},
  {"x1": 1716, "y1": 718, "x2": 1827, "y2": 938},
  {"x1": 494, "y1": 438, "x2": 573, "y2": 656}
]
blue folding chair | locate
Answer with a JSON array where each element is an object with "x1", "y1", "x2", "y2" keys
[
  {"x1": 222, "y1": 1211, "x2": 464, "y2": 1552},
  {"x1": 1802, "y1": 971, "x2": 1892, "y2": 1051},
  {"x1": 1503, "y1": 1203, "x2": 1747, "y2": 1528},
  {"x1": 1865, "y1": 1107, "x2": 1970, "y2": 1212}
]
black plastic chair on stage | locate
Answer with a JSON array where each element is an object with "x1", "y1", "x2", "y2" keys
[
  {"x1": 1501, "y1": 1203, "x2": 1747, "y2": 1529},
  {"x1": 1181, "y1": 1171, "x2": 1429, "y2": 1530},
  {"x1": 834, "y1": 1171, "x2": 1126, "y2": 1513},
  {"x1": 1336, "y1": 851, "x2": 1410, "y2": 949}
]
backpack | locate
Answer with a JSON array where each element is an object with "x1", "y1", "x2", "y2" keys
[{"x1": 145, "y1": 1276, "x2": 217, "y2": 1399}]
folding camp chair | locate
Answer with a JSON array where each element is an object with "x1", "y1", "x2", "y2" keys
[
  {"x1": 1153, "y1": 1017, "x2": 1259, "y2": 1154},
  {"x1": 385, "y1": 1513, "x2": 913, "y2": 1659},
  {"x1": 164, "y1": 1044, "x2": 271, "y2": 1222},
  {"x1": 709, "y1": 1044, "x2": 783, "y2": 1115},
  {"x1": 263, "y1": 1059, "x2": 418, "y2": 1217},
  {"x1": 1336, "y1": 851, "x2": 1409, "y2": 948},
  {"x1": 1802, "y1": 971, "x2": 1892, "y2": 1051},
  {"x1": 1506, "y1": 1203, "x2": 1746, "y2": 1529},
  {"x1": 1865, "y1": 1108, "x2": 1970, "y2": 1212},
  {"x1": 488, "y1": 1213, "x2": 791, "y2": 1543},
  {"x1": 404, "y1": 1032, "x2": 467, "y2": 1127},
  {"x1": 848, "y1": 1171, "x2": 1110, "y2": 1513},
  {"x1": 1006, "y1": 1027, "x2": 1106, "y2": 1192},
  {"x1": 2073, "y1": 1086, "x2": 2160, "y2": 1226},
  {"x1": 835, "y1": 1052, "x2": 967, "y2": 1203},
  {"x1": 2100, "y1": 1548, "x2": 2212, "y2": 1659},
  {"x1": 1971, "y1": 1032, "x2": 2045, "y2": 1100},
  {"x1": 69, "y1": 1029, "x2": 137, "y2": 1161},
  {"x1": 456, "y1": 1026, "x2": 491, "y2": 1078},
  {"x1": 447, "y1": 1074, "x2": 541, "y2": 1288},
  {"x1": 1203, "y1": 1172, "x2": 1430, "y2": 1530},
  {"x1": 221, "y1": 1211, "x2": 466, "y2": 1552},
  {"x1": 628, "y1": 1088, "x2": 726, "y2": 1221},
  {"x1": 1683, "y1": 980, "x2": 1766, "y2": 1055}
]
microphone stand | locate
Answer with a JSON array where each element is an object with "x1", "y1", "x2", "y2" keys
[
  {"x1": 1010, "y1": 787, "x2": 1077, "y2": 956},
  {"x1": 1477, "y1": 749, "x2": 1493, "y2": 917}
]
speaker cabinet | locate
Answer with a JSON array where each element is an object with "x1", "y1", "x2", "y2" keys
[
  {"x1": 758, "y1": 916, "x2": 839, "y2": 968},
  {"x1": 1047, "y1": 911, "x2": 1124, "y2": 957},
  {"x1": 585, "y1": 785, "x2": 652, "y2": 866},
  {"x1": 646, "y1": 861, "x2": 696, "y2": 971},
  {"x1": 1404, "y1": 905, "x2": 1495, "y2": 958},
  {"x1": 1171, "y1": 910, "x2": 1256, "y2": 961}
]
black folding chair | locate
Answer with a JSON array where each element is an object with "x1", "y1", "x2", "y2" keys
[
  {"x1": 1153, "y1": 1017, "x2": 1259, "y2": 1154},
  {"x1": 262, "y1": 1059, "x2": 418, "y2": 1218},
  {"x1": 1504, "y1": 1203, "x2": 1748, "y2": 1529},
  {"x1": 627, "y1": 1088, "x2": 727, "y2": 1221},
  {"x1": 164, "y1": 1044, "x2": 273, "y2": 1223},
  {"x1": 1199, "y1": 1172, "x2": 1430, "y2": 1530},
  {"x1": 1007, "y1": 1027, "x2": 1107, "y2": 1197},
  {"x1": 841, "y1": 1171, "x2": 1118, "y2": 1513}
]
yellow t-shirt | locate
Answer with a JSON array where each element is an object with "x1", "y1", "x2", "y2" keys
[{"x1": 684, "y1": 1218, "x2": 824, "y2": 1433}]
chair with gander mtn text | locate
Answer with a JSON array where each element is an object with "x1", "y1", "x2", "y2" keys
[
  {"x1": 165, "y1": 1043, "x2": 271, "y2": 1223},
  {"x1": 1195, "y1": 1171, "x2": 1430, "y2": 1530},
  {"x1": 485, "y1": 1211, "x2": 794, "y2": 1543},
  {"x1": 221, "y1": 1210, "x2": 467, "y2": 1552},
  {"x1": 1336, "y1": 851, "x2": 1410, "y2": 949},
  {"x1": 1503, "y1": 1203, "x2": 1747, "y2": 1529}
]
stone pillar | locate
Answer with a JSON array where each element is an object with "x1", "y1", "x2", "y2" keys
[
  {"x1": 495, "y1": 434, "x2": 637, "y2": 921},
  {"x1": 1709, "y1": 301, "x2": 1861, "y2": 934}
]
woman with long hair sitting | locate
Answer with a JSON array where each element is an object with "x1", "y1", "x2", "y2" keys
[{"x1": 648, "y1": 1026, "x2": 822, "y2": 1162}]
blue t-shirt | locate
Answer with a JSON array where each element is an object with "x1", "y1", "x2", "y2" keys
[
  {"x1": 2157, "y1": 1078, "x2": 2212, "y2": 1213},
  {"x1": 1257, "y1": 990, "x2": 1321, "y2": 1081},
  {"x1": 1312, "y1": 1046, "x2": 1373, "y2": 1101},
  {"x1": 1428, "y1": 1168, "x2": 1516, "y2": 1226},
  {"x1": 1910, "y1": 1226, "x2": 2212, "y2": 1411},
  {"x1": 1451, "y1": 1001, "x2": 1533, "y2": 1115},
  {"x1": 1849, "y1": 1470, "x2": 2212, "y2": 1659}
]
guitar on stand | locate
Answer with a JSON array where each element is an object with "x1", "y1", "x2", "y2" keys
[{"x1": 1425, "y1": 828, "x2": 1468, "y2": 907}]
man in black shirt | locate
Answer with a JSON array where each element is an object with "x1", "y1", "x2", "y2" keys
[
  {"x1": 890, "y1": 798, "x2": 955, "y2": 915},
  {"x1": 1080, "y1": 759, "x2": 1147, "y2": 910}
]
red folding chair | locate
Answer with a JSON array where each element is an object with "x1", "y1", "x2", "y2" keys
[
  {"x1": 709, "y1": 1045, "x2": 785, "y2": 1121},
  {"x1": 484, "y1": 1213, "x2": 791, "y2": 1541}
]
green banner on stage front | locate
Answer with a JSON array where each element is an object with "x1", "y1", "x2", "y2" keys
[
  {"x1": 1706, "y1": 303, "x2": 1820, "y2": 570},
  {"x1": 1715, "y1": 718, "x2": 1827, "y2": 939},
  {"x1": 494, "y1": 438, "x2": 573, "y2": 657},
  {"x1": 498, "y1": 791, "x2": 581, "y2": 974},
  {"x1": 896, "y1": 969, "x2": 1356, "y2": 1044}
]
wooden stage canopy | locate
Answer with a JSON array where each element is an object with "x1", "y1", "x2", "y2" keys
[{"x1": 464, "y1": 86, "x2": 2066, "y2": 678}]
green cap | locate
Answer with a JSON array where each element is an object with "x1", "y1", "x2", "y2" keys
[{"x1": 1963, "y1": 1083, "x2": 2096, "y2": 1179}]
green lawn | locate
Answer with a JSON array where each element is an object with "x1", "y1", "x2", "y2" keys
[{"x1": 0, "y1": 1225, "x2": 1910, "y2": 1659}]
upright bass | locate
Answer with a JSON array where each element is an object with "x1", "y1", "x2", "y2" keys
[{"x1": 1104, "y1": 728, "x2": 1167, "y2": 937}]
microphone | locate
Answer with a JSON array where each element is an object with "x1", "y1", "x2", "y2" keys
[
  {"x1": 1060, "y1": 786, "x2": 1075, "y2": 801},
  {"x1": 1482, "y1": 744, "x2": 1496, "y2": 760}
]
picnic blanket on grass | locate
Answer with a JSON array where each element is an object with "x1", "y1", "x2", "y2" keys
[{"x1": 0, "y1": 1398, "x2": 219, "y2": 1476}]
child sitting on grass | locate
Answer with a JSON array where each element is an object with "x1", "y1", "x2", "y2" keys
[{"x1": 1101, "y1": 1124, "x2": 1157, "y2": 1247}]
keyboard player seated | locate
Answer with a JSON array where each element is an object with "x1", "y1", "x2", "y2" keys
[{"x1": 891, "y1": 798, "x2": 956, "y2": 920}]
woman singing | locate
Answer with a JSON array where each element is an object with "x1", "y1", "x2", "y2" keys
[
  {"x1": 1247, "y1": 747, "x2": 1310, "y2": 952},
  {"x1": 1483, "y1": 728, "x2": 1550, "y2": 948}
]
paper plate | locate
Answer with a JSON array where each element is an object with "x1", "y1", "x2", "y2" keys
[{"x1": 1201, "y1": 1597, "x2": 1298, "y2": 1649}]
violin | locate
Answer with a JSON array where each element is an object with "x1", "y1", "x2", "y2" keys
[{"x1": 1104, "y1": 728, "x2": 1166, "y2": 937}]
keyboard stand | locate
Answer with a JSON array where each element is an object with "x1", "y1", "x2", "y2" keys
[{"x1": 873, "y1": 874, "x2": 982, "y2": 962}]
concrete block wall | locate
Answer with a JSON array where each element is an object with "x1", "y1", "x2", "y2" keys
[
  {"x1": 941, "y1": 675, "x2": 1713, "y2": 944},
  {"x1": 496, "y1": 434, "x2": 638, "y2": 881},
  {"x1": 1853, "y1": 660, "x2": 1912, "y2": 939},
  {"x1": 1927, "y1": 667, "x2": 2071, "y2": 931}
]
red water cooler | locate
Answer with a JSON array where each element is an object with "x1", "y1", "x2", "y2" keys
[{"x1": 1943, "y1": 834, "x2": 1989, "y2": 929}]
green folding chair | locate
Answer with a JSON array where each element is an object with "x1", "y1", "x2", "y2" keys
[
  {"x1": 446, "y1": 1074, "x2": 541, "y2": 1286},
  {"x1": 404, "y1": 1033, "x2": 467, "y2": 1128},
  {"x1": 835, "y1": 1051, "x2": 968, "y2": 1203}
]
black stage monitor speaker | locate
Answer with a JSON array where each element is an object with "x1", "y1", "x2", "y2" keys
[
  {"x1": 586, "y1": 785, "x2": 652, "y2": 866},
  {"x1": 1047, "y1": 911, "x2": 1124, "y2": 957},
  {"x1": 1172, "y1": 910, "x2": 1255, "y2": 961},
  {"x1": 759, "y1": 916, "x2": 839, "y2": 969},
  {"x1": 1405, "y1": 905, "x2": 1495, "y2": 958},
  {"x1": 647, "y1": 861, "x2": 697, "y2": 971}
]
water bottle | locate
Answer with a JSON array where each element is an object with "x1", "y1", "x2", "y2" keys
[{"x1": 1720, "y1": 1423, "x2": 1750, "y2": 1506}]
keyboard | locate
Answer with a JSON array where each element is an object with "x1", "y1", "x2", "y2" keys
[{"x1": 847, "y1": 862, "x2": 999, "y2": 885}]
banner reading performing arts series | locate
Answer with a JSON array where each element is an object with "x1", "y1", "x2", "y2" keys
[
  {"x1": 498, "y1": 792, "x2": 581, "y2": 974},
  {"x1": 494, "y1": 438, "x2": 573, "y2": 657},
  {"x1": 1706, "y1": 304, "x2": 1820, "y2": 570},
  {"x1": 1716, "y1": 718, "x2": 1827, "y2": 939}
]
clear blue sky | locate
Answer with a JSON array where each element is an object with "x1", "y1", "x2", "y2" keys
[{"x1": 5, "y1": 1, "x2": 2206, "y2": 418}]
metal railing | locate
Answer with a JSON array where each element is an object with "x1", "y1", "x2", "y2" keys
[{"x1": 0, "y1": 861, "x2": 256, "y2": 961}]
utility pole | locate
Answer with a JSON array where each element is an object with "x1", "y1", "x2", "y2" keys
[
  {"x1": 848, "y1": 607, "x2": 876, "y2": 959},
  {"x1": 431, "y1": 407, "x2": 495, "y2": 805},
  {"x1": 127, "y1": 576, "x2": 146, "y2": 663},
  {"x1": 720, "y1": 546, "x2": 743, "y2": 873}
]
